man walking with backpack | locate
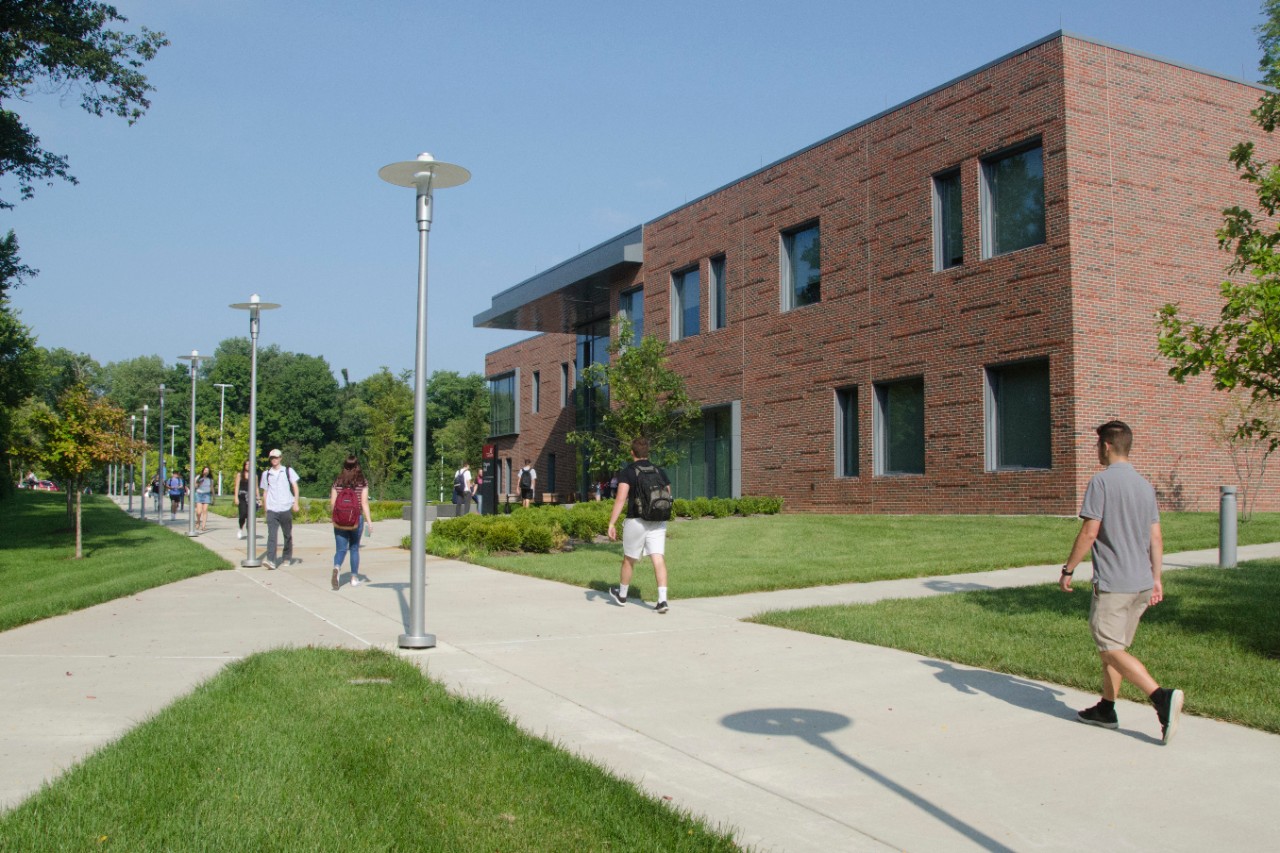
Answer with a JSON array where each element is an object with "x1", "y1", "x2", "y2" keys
[
  {"x1": 606, "y1": 437, "x2": 674, "y2": 614},
  {"x1": 518, "y1": 459, "x2": 537, "y2": 508},
  {"x1": 258, "y1": 448, "x2": 300, "y2": 569}
]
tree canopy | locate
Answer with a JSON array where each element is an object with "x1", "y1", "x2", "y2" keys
[{"x1": 1157, "y1": 0, "x2": 1280, "y2": 447}]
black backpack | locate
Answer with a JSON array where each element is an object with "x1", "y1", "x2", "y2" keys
[
  {"x1": 630, "y1": 462, "x2": 673, "y2": 522},
  {"x1": 519, "y1": 467, "x2": 532, "y2": 489}
]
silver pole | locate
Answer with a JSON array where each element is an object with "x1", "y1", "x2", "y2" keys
[
  {"x1": 128, "y1": 416, "x2": 136, "y2": 512},
  {"x1": 157, "y1": 385, "x2": 165, "y2": 522},
  {"x1": 214, "y1": 382, "x2": 233, "y2": 496},
  {"x1": 179, "y1": 351, "x2": 204, "y2": 537},
  {"x1": 380, "y1": 153, "x2": 468, "y2": 650},
  {"x1": 140, "y1": 406, "x2": 148, "y2": 520},
  {"x1": 1220, "y1": 485, "x2": 1238, "y2": 569},
  {"x1": 229, "y1": 296, "x2": 278, "y2": 567}
]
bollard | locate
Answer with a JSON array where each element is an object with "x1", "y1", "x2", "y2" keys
[{"x1": 1219, "y1": 485, "x2": 1238, "y2": 569}]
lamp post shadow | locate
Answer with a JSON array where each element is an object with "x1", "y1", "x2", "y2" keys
[
  {"x1": 720, "y1": 707, "x2": 1015, "y2": 853},
  {"x1": 368, "y1": 581, "x2": 413, "y2": 633}
]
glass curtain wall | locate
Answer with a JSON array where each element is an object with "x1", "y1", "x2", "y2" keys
[{"x1": 667, "y1": 407, "x2": 732, "y2": 500}]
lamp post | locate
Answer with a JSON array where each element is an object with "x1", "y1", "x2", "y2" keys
[
  {"x1": 128, "y1": 415, "x2": 136, "y2": 512},
  {"x1": 213, "y1": 383, "x2": 234, "y2": 496},
  {"x1": 379, "y1": 152, "x2": 470, "y2": 650},
  {"x1": 230, "y1": 294, "x2": 280, "y2": 568},
  {"x1": 177, "y1": 351, "x2": 208, "y2": 536},
  {"x1": 169, "y1": 424, "x2": 178, "y2": 481},
  {"x1": 139, "y1": 405, "x2": 149, "y2": 520},
  {"x1": 157, "y1": 384, "x2": 166, "y2": 522}
]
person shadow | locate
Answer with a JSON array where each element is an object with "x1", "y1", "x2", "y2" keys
[
  {"x1": 720, "y1": 707, "x2": 1015, "y2": 852},
  {"x1": 921, "y1": 660, "x2": 1160, "y2": 744}
]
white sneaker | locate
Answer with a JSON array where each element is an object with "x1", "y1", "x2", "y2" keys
[
  {"x1": 237, "y1": 530, "x2": 245, "y2": 540},
  {"x1": 350, "y1": 575, "x2": 363, "y2": 587}
]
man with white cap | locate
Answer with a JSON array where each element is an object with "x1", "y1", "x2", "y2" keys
[{"x1": 258, "y1": 448, "x2": 300, "y2": 569}]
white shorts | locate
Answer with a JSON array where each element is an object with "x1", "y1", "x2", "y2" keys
[{"x1": 622, "y1": 518, "x2": 666, "y2": 560}]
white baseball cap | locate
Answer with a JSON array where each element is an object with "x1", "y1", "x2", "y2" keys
[{"x1": 268, "y1": 449, "x2": 282, "y2": 458}]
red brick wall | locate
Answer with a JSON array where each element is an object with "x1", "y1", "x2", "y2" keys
[{"x1": 486, "y1": 34, "x2": 1280, "y2": 514}]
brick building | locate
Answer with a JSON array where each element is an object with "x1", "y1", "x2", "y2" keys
[{"x1": 475, "y1": 31, "x2": 1280, "y2": 514}]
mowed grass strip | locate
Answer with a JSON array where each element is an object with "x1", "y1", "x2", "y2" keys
[
  {"x1": 0, "y1": 492, "x2": 231, "y2": 632},
  {"x1": 476, "y1": 512, "x2": 1280, "y2": 599},
  {"x1": 0, "y1": 648, "x2": 741, "y2": 851},
  {"x1": 751, "y1": 561, "x2": 1280, "y2": 733}
]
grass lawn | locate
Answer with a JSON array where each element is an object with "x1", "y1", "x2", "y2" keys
[
  {"x1": 751, "y1": 561, "x2": 1280, "y2": 733},
  {"x1": 0, "y1": 648, "x2": 741, "y2": 851},
  {"x1": 475, "y1": 512, "x2": 1280, "y2": 600},
  {"x1": 0, "y1": 492, "x2": 231, "y2": 632}
]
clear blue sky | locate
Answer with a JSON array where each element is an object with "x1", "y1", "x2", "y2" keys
[{"x1": 6, "y1": 0, "x2": 1267, "y2": 383}]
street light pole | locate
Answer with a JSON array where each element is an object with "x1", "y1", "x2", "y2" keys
[
  {"x1": 230, "y1": 294, "x2": 280, "y2": 568},
  {"x1": 128, "y1": 415, "x2": 136, "y2": 512},
  {"x1": 213, "y1": 383, "x2": 234, "y2": 495},
  {"x1": 157, "y1": 384, "x2": 166, "y2": 522},
  {"x1": 178, "y1": 351, "x2": 208, "y2": 537},
  {"x1": 139, "y1": 405, "x2": 149, "y2": 520},
  {"x1": 169, "y1": 425, "x2": 178, "y2": 478},
  {"x1": 379, "y1": 152, "x2": 470, "y2": 650}
]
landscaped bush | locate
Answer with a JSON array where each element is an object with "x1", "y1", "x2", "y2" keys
[{"x1": 421, "y1": 495, "x2": 783, "y2": 557}]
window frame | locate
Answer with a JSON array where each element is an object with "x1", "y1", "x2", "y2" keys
[
  {"x1": 835, "y1": 386, "x2": 860, "y2": 478},
  {"x1": 932, "y1": 167, "x2": 963, "y2": 271},
  {"x1": 781, "y1": 221, "x2": 821, "y2": 311},
  {"x1": 531, "y1": 370, "x2": 540, "y2": 414},
  {"x1": 873, "y1": 377, "x2": 925, "y2": 476},
  {"x1": 709, "y1": 254, "x2": 727, "y2": 330},
  {"x1": 984, "y1": 358, "x2": 1052, "y2": 471},
  {"x1": 670, "y1": 264, "x2": 701, "y2": 341},
  {"x1": 488, "y1": 370, "x2": 519, "y2": 438},
  {"x1": 619, "y1": 286, "x2": 644, "y2": 343},
  {"x1": 980, "y1": 138, "x2": 1045, "y2": 259}
]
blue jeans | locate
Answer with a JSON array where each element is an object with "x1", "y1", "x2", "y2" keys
[{"x1": 334, "y1": 518, "x2": 364, "y2": 573}]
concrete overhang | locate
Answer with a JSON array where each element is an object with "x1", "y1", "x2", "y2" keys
[{"x1": 473, "y1": 226, "x2": 643, "y2": 333}]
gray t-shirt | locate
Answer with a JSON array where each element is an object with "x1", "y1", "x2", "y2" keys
[{"x1": 1079, "y1": 462, "x2": 1160, "y2": 593}]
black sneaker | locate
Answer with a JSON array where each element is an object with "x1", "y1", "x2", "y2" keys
[
  {"x1": 1154, "y1": 688, "x2": 1184, "y2": 745},
  {"x1": 654, "y1": 600, "x2": 669, "y2": 614},
  {"x1": 1076, "y1": 701, "x2": 1119, "y2": 729},
  {"x1": 608, "y1": 586, "x2": 626, "y2": 606}
]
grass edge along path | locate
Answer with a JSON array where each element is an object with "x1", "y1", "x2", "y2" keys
[
  {"x1": 750, "y1": 560, "x2": 1280, "y2": 734},
  {"x1": 0, "y1": 648, "x2": 742, "y2": 852},
  {"x1": 0, "y1": 492, "x2": 231, "y2": 633},
  {"x1": 468, "y1": 512, "x2": 1280, "y2": 600}
]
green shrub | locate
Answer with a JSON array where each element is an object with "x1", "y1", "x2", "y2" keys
[
  {"x1": 486, "y1": 520, "x2": 523, "y2": 552},
  {"x1": 708, "y1": 498, "x2": 734, "y2": 518},
  {"x1": 672, "y1": 498, "x2": 692, "y2": 518},
  {"x1": 520, "y1": 524, "x2": 559, "y2": 553},
  {"x1": 689, "y1": 497, "x2": 713, "y2": 518}
]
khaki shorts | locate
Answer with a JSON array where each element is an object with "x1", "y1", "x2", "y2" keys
[
  {"x1": 622, "y1": 518, "x2": 666, "y2": 560},
  {"x1": 1089, "y1": 587, "x2": 1151, "y2": 652}
]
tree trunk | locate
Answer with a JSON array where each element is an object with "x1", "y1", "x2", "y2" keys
[{"x1": 74, "y1": 488, "x2": 83, "y2": 559}]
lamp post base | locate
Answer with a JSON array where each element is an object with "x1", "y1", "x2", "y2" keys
[
  {"x1": 241, "y1": 558, "x2": 263, "y2": 568},
  {"x1": 398, "y1": 633, "x2": 437, "y2": 649}
]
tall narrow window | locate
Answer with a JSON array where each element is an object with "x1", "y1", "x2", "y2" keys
[
  {"x1": 560, "y1": 362, "x2": 570, "y2": 408},
  {"x1": 710, "y1": 255, "x2": 727, "y2": 330},
  {"x1": 982, "y1": 141, "x2": 1045, "y2": 258},
  {"x1": 933, "y1": 169, "x2": 963, "y2": 270},
  {"x1": 672, "y1": 266, "x2": 700, "y2": 340},
  {"x1": 836, "y1": 386, "x2": 859, "y2": 477},
  {"x1": 782, "y1": 223, "x2": 820, "y2": 309},
  {"x1": 985, "y1": 359, "x2": 1051, "y2": 470},
  {"x1": 874, "y1": 378, "x2": 925, "y2": 475},
  {"x1": 489, "y1": 372, "x2": 517, "y2": 437},
  {"x1": 531, "y1": 371, "x2": 540, "y2": 414},
  {"x1": 619, "y1": 287, "x2": 644, "y2": 342},
  {"x1": 547, "y1": 453, "x2": 557, "y2": 493}
]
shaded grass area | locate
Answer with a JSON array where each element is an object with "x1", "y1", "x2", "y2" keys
[
  {"x1": 475, "y1": 512, "x2": 1280, "y2": 600},
  {"x1": 752, "y1": 561, "x2": 1280, "y2": 733},
  {"x1": 0, "y1": 648, "x2": 741, "y2": 851},
  {"x1": 0, "y1": 492, "x2": 230, "y2": 632}
]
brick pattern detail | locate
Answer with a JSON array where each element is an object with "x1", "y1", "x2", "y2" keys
[{"x1": 486, "y1": 35, "x2": 1280, "y2": 514}]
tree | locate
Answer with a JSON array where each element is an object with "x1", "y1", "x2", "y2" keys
[
  {"x1": 1206, "y1": 391, "x2": 1280, "y2": 519},
  {"x1": 1157, "y1": 2, "x2": 1280, "y2": 448},
  {"x1": 30, "y1": 383, "x2": 140, "y2": 557},
  {"x1": 0, "y1": 1, "x2": 167, "y2": 210},
  {"x1": 361, "y1": 368, "x2": 412, "y2": 500},
  {"x1": 567, "y1": 319, "x2": 699, "y2": 476}
]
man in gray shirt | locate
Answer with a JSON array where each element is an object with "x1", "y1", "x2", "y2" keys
[{"x1": 1061, "y1": 420, "x2": 1184, "y2": 744}]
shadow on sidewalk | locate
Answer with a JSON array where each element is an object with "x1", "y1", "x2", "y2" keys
[
  {"x1": 721, "y1": 707, "x2": 1014, "y2": 852},
  {"x1": 367, "y1": 582, "x2": 411, "y2": 632}
]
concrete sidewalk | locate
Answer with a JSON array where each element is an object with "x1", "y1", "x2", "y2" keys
[{"x1": 3, "y1": 501, "x2": 1279, "y2": 851}]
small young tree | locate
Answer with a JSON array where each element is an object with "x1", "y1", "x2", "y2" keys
[
  {"x1": 567, "y1": 319, "x2": 699, "y2": 476},
  {"x1": 1206, "y1": 392, "x2": 1280, "y2": 520},
  {"x1": 31, "y1": 384, "x2": 141, "y2": 557}
]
